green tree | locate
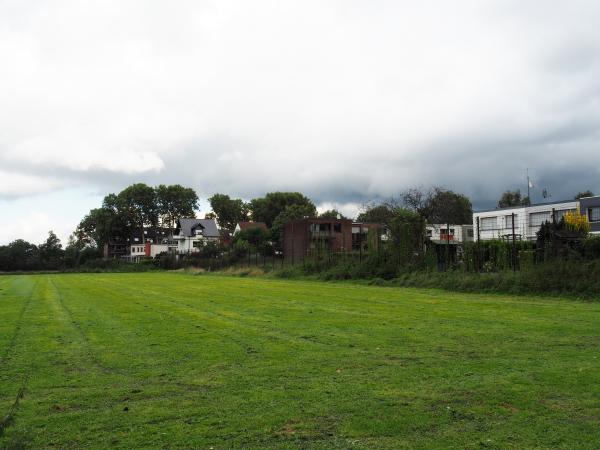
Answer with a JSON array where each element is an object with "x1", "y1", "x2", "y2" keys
[
  {"x1": 270, "y1": 203, "x2": 317, "y2": 242},
  {"x1": 38, "y1": 231, "x2": 64, "y2": 267},
  {"x1": 76, "y1": 206, "x2": 119, "y2": 249},
  {"x1": 319, "y1": 209, "x2": 347, "y2": 219},
  {"x1": 233, "y1": 227, "x2": 272, "y2": 255},
  {"x1": 0, "y1": 239, "x2": 39, "y2": 271},
  {"x1": 356, "y1": 203, "x2": 397, "y2": 224},
  {"x1": 116, "y1": 183, "x2": 158, "y2": 242},
  {"x1": 498, "y1": 190, "x2": 528, "y2": 208},
  {"x1": 403, "y1": 187, "x2": 472, "y2": 224},
  {"x1": 208, "y1": 194, "x2": 249, "y2": 231},
  {"x1": 249, "y1": 192, "x2": 316, "y2": 228},
  {"x1": 156, "y1": 184, "x2": 199, "y2": 231},
  {"x1": 575, "y1": 190, "x2": 594, "y2": 200},
  {"x1": 387, "y1": 209, "x2": 426, "y2": 268}
]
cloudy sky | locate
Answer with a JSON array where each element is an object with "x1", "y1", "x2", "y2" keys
[{"x1": 1, "y1": 0, "x2": 600, "y2": 244}]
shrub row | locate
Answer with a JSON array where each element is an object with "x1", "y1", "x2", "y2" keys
[{"x1": 274, "y1": 259, "x2": 600, "y2": 299}]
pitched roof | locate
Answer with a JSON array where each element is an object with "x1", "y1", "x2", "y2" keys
[
  {"x1": 237, "y1": 221, "x2": 268, "y2": 231},
  {"x1": 177, "y1": 218, "x2": 220, "y2": 237}
]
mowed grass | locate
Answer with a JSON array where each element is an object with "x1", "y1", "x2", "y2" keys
[{"x1": 1, "y1": 274, "x2": 600, "y2": 449}]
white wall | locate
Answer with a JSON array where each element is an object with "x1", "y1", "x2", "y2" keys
[
  {"x1": 426, "y1": 224, "x2": 474, "y2": 243},
  {"x1": 473, "y1": 201, "x2": 578, "y2": 241}
]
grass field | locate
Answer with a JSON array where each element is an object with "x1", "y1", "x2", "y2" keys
[{"x1": 1, "y1": 273, "x2": 599, "y2": 449}]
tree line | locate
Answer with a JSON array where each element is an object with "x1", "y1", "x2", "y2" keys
[{"x1": 1, "y1": 183, "x2": 594, "y2": 272}]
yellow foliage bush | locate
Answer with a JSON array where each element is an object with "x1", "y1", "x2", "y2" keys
[{"x1": 564, "y1": 211, "x2": 590, "y2": 234}]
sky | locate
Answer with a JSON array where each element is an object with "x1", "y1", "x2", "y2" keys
[{"x1": 1, "y1": 0, "x2": 600, "y2": 245}]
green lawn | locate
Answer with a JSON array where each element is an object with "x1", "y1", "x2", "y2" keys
[{"x1": 1, "y1": 274, "x2": 599, "y2": 449}]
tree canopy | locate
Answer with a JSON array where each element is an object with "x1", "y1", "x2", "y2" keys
[
  {"x1": 575, "y1": 190, "x2": 594, "y2": 199},
  {"x1": 76, "y1": 183, "x2": 199, "y2": 249},
  {"x1": 156, "y1": 184, "x2": 199, "y2": 230},
  {"x1": 356, "y1": 203, "x2": 398, "y2": 224},
  {"x1": 250, "y1": 192, "x2": 316, "y2": 228},
  {"x1": 208, "y1": 194, "x2": 249, "y2": 231},
  {"x1": 498, "y1": 190, "x2": 529, "y2": 208},
  {"x1": 403, "y1": 187, "x2": 472, "y2": 224},
  {"x1": 318, "y1": 209, "x2": 347, "y2": 220}
]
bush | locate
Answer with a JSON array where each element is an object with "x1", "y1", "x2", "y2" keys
[{"x1": 273, "y1": 258, "x2": 600, "y2": 299}]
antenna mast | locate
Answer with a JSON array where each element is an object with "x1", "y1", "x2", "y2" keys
[{"x1": 527, "y1": 168, "x2": 531, "y2": 206}]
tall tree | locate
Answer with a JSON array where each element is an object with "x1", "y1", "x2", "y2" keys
[
  {"x1": 208, "y1": 193, "x2": 249, "y2": 231},
  {"x1": 76, "y1": 207, "x2": 118, "y2": 249},
  {"x1": 38, "y1": 231, "x2": 64, "y2": 266},
  {"x1": 116, "y1": 183, "x2": 158, "y2": 242},
  {"x1": 156, "y1": 184, "x2": 199, "y2": 231},
  {"x1": 356, "y1": 203, "x2": 398, "y2": 224},
  {"x1": 403, "y1": 186, "x2": 473, "y2": 224},
  {"x1": 249, "y1": 192, "x2": 316, "y2": 228}
]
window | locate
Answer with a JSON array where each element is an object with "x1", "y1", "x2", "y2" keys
[
  {"x1": 554, "y1": 209, "x2": 576, "y2": 222},
  {"x1": 310, "y1": 223, "x2": 330, "y2": 233},
  {"x1": 467, "y1": 229, "x2": 474, "y2": 237},
  {"x1": 426, "y1": 229, "x2": 433, "y2": 237},
  {"x1": 480, "y1": 217, "x2": 496, "y2": 231},
  {"x1": 333, "y1": 223, "x2": 342, "y2": 233},
  {"x1": 529, "y1": 211, "x2": 552, "y2": 228},
  {"x1": 193, "y1": 241, "x2": 203, "y2": 248},
  {"x1": 440, "y1": 228, "x2": 455, "y2": 236},
  {"x1": 504, "y1": 214, "x2": 517, "y2": 228},
  {"x1": 589, "y1": 207, "x2": 600, "y2": 222}
]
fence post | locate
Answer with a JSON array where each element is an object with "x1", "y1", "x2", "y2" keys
[
  {"x1": 476, "y1": 217, "x2": 481, "y2": 272},
  {"x1": 512, "y1": 212, "x2": 516, "y2": 272},
  {"x1": 291, "y1": 222, "x2": 295, "y2": 266},
  {"x1": 359, "y1": 223, "x2": 363, "y2": 263}
]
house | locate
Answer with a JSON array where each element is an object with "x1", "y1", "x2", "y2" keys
[
  {"x1": 234, "y1": 221, "x2": 268, "y2": 234},
  {"x1": 127, "y1": 242, "x2": 173, "y2": 262},
  {"x1": 173, "y1": 218, "x2": 220, "y2": 253},
  {"x1": 104, "y1": 227, "x2": 176, "y2": 259},
  {"x1": 426, "y1": 224, "x2": 474, "y2": 244},
  {"x1": 283, "y1": 218, "x2": 353, "y2": 262},
  {"x1": 578, "y1": 195, "x2": 600, "y2": 235},
  {"x1": 473, "y1": 199, "x2": 579, "y2": 242}
]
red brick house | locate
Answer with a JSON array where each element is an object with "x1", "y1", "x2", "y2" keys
[{"x1": 283, "y1": 218, "x2": 353, "y2": 262}]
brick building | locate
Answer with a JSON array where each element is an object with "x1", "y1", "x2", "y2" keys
[{"x1": 283, "y1": 218, "x2": 353, "y2": 262}]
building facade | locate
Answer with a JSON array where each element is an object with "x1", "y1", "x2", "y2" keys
[
  {"x1": 579, "y1": 196, "x2": 600, "y2": 235},
  {"x1": 283, "y1": 218, "x2": 353, "y2": 262},
  {"x1": 173, "y1": 218, "x2": 221, "y2": 254},
  {"x1": 472, "y1": 200, "x2": 579, "y2": 241},
  {"x1": 426, "y1": 224, "x2": 474, "y2": 244}
]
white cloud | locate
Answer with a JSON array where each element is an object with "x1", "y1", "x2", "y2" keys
[
  {"x1": 0, "y1": 171, "x2": 66, "y2": 197},
  {"x1": 1, "y1": 0, "x2": 600, "y2": 242}
]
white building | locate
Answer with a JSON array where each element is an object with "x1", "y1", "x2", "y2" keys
[
  {"x1": 473, "y1": 200, "x2": 578, "y2": 241},
  {"x1": 173, "y1": 218, "x2": 221, "y2": 253},
  {"x1": 426, "y1": 224, "x2": 474, "y2": 244}
]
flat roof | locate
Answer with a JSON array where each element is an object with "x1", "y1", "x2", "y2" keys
[{"x1": 474, "y1": 198, "x2": 579, "y2": 214}]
